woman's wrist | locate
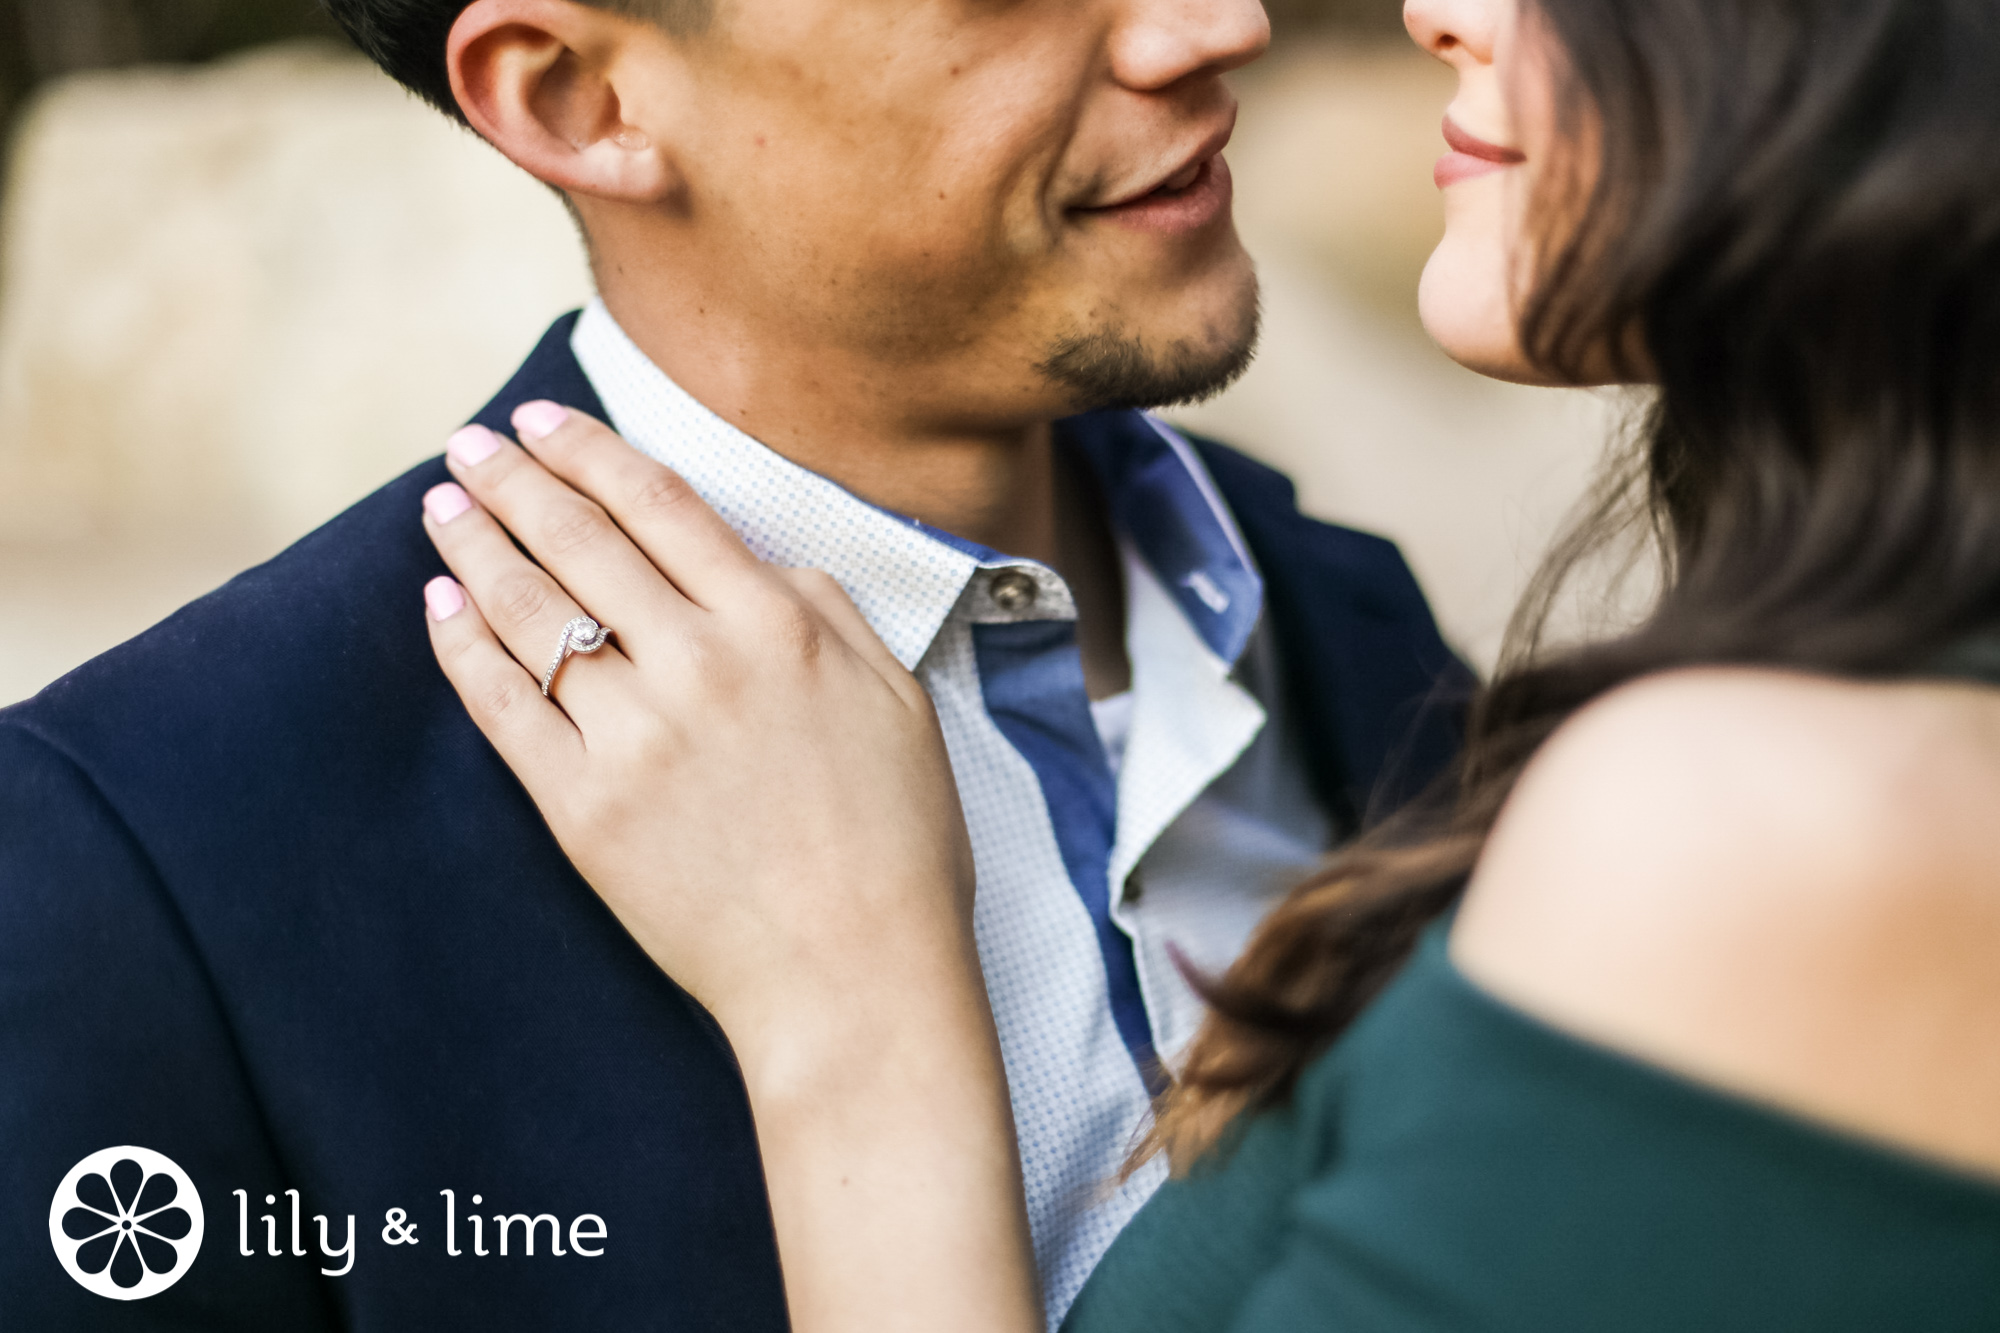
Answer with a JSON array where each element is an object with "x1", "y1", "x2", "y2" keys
[
  {"x1": 727, "y1": 940, "x2": 1044, "y2": 1333},
  {"x1": 728, "y1": 934, "x2": 997, "y2": 1115}
]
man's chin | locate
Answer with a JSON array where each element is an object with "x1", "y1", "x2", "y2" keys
[{"x1": 1034, "y1": 282, "x2": 1262, "y2": 414}]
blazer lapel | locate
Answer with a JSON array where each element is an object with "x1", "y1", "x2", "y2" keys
[{"x1": 1192, "y1": 437, "x2": 1472, "y2": 838}]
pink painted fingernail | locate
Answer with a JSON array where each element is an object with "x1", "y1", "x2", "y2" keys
[
  {"x1": 425, "y1": 576, "x2": 466, "y2": 622},
  {"x1": 512, "y1": 401, "x2": 570, "y2": 441},
  {"x1": 447, "y1": 425, "x2": 502, "y2": 467},
  {"x1": 424, "y1": 482, "x2": 473, "y2": 525}
]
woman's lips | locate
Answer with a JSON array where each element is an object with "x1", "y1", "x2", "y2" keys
[
  {"x1": 1079, "y1": 154, "x2": 1233, "y2": 235},
  {"x1": 1434, "y1": 115, "x2": 1526, "y2": 189}
]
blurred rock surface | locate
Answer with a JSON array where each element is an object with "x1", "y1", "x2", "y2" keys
[
  {"x1": 0, "y1": 40, "x2": 1615, "y2": 705},
  {"x1": 0, "y1": 44, "x2": 592, "y2": 700}
]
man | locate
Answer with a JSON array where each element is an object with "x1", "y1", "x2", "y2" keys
[{"x1": 0, "y1": 0, "x2": 1465, "y2": 1326}]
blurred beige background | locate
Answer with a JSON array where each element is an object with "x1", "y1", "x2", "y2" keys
[{"x1": 0, "y1": 37, "x2": 1619, "y2": 706}]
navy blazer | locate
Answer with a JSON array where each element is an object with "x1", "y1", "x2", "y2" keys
[{"x1": 0, "y1": 317, "x2": 1467, "y2": 1330}]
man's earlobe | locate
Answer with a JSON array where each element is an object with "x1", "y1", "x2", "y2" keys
[{"x1": 447, "y1": 0, "x2": 683, "y2": 205}]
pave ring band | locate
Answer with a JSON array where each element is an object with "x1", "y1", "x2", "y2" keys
[{"x1": 541, "y1": 616, "x2": 615, "y2": 698}]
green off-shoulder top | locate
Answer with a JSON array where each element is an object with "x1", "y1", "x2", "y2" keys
[{"x1": 1063, "y1": 919, "x2": 2000, "y2": 1332}]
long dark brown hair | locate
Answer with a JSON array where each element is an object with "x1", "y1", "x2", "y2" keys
[{"x1": 1152, "y1": 0, "x2": 2000, "y2": 1164}]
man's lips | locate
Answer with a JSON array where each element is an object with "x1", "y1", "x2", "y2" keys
[
  {"x1": 1435, "y1": 115, "x2": 1526, "y2": 189},
  {"x1": 1094, "y1": 123, "x2": 1235, "y2": 210},
  {"x1": 1075, "y1": 124, "x2": 1237, "y2": 236},
  {"x1": 1078, "y1": 155, "x2": 1233, "y2": 235}
]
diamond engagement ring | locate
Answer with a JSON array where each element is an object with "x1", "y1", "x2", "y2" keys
[{"x1": 541, "y1": 616, "x2": 615, "y2": 697}]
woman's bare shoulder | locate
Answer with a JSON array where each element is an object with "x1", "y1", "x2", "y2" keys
[{"x1": 1451, "y1": 666, "x2": 2000, "y2": 1178}]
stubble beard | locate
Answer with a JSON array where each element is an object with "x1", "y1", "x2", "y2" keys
[{"x1": 1035, "y1": 273, "x2": 1263, "y2": 412}]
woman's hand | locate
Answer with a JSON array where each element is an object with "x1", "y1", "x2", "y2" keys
[
  {"x1": 418, "y1": 402, "x2": 1041, "y2": 1333},
  {"x1": 419, "y1": 402, "x2": 973, "y2": 1055}
]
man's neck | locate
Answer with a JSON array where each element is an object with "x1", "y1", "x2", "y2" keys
[
  {"x1": 600, "y1": 287, "x2": 1058, "y2": 558},
  {"x1": 598, "y1": 287, "x2": 1130, "y2": 698}
]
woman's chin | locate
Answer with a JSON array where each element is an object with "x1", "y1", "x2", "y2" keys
[{"x1": 1418, "y1": 245, "x2": 1557, "y2": 386}]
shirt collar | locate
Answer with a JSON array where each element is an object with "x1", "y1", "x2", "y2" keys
[
  {"x1": 1059, "y1": 411, "x2": 1263, "y2": 667},
  {"x1": 570, "y1": 299, "x2": 1264, "y2": 670}
]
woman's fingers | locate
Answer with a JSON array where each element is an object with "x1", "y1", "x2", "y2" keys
[
  {"x1": 775, "y1": 567, "x2": 928, "y2": 707},
  {"x1": 504, "y1": 403, "x2": 769, "y2": 610},
  {"x1": 443, "y1": 420, "x2": 690, "y2": 647},
  {"x1": 432, "y1": 406, "x2": 928, "y2": 744},
  {"x1": 422, "y1": 480, "x2": 633, "y2": 716},
  {"x1": 422, "y1": 574, "x2": 583, "y2": 784}
]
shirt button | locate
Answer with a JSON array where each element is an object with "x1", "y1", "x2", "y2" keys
[
  {"x1": 989, "y1": 569, "x2": 1039, "y2": 614},
  {"x1": 1123, "y1": 872, "x2": 1144, "y2": 906}
]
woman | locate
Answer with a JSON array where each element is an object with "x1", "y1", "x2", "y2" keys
[{"x1": 415, "y1": 0, "x2": 2000, "y2": 1326}]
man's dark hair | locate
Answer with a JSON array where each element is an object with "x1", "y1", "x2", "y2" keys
[{"x1": 321, "y1": 0, "x2": 709, "y2": 125}]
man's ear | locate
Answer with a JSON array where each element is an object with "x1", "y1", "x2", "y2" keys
[{"x1": 448, "y1": 0, "x2": 682, "y2": 203}]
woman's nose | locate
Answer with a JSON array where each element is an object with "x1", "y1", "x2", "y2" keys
[{"x1": 1405, "y1": 0, "x2": 1498, "y2": 65}]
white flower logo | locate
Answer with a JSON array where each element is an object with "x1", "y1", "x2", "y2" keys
[{"x1": 49, "y1": 1146, "x2": 205, "y2": 1300}]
